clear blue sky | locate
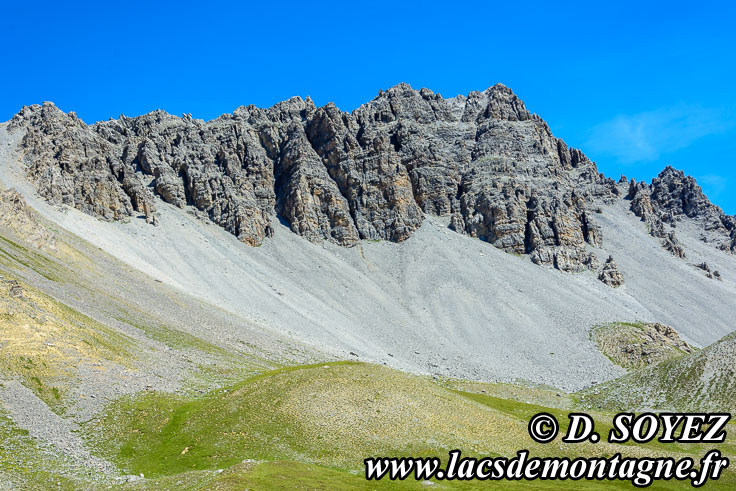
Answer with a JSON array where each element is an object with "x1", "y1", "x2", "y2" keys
[{"x1": 3, "y1": 1, "x2": 735, "y2": 213}]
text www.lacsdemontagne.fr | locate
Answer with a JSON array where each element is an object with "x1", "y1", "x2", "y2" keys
[{"x1": 364, "y1": 450, "x2": 729, "y2": 487}]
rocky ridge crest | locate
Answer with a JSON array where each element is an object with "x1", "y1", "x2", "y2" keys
[
  {"x1": 7, "y1": 84, "x2": 734, "y2": 282},
  {"x1": 626, "y1": 166, "x2": 736, "y2": 257}
]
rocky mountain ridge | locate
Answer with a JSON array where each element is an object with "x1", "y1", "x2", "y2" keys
[
  {"x1": 7, "y1": 84, "x2": 735, "y2": 283},
  {"x1": 627, "y1": 167, "x2": 736, "y2": 257}
]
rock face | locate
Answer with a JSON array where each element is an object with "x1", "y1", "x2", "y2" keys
[
  {"x1": 9, "y1": 106, "x2": 158, "y2": 226},
  {"x1": 598, "y1": 256, "x2": 624, "y2": 287},
  {"x1": 0, "y1": 187, "x2": 56, "y2": 250},
  {"x1": 627, "y1": 167, "x2": 736, "y2": 256},
  {"x1": 8, "y1": 84, "x2": 732, "y2": 271},
  {"x1": 627, "y1": 179, "x2": 686, "y2": 258}
]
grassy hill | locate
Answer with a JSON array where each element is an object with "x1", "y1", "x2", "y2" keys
[
  {"x1": 580, "y1": 331, "x2": 736, "y2": 412},
  {"x1": 80, "y1": 362, "x2": 736, "y2": 489}
]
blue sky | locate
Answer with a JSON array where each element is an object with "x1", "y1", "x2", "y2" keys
[{"x1": 2, "y1": 1, "x2": 735, "y2": 213}]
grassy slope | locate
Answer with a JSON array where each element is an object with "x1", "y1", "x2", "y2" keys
[
  {"x1": 134, "y1": 460, "x2": 712, "y2": 490},
  {"x1": 580, "y1": 332, "x2": 736, "y2": 412},
  {"x1": 0, "y1": 270, "x2": 136, "y2": 411},
  {"x1": 0, "y1": 206, "x2": 282, "y2": 405},
  {"x1": 0, "y1": 209, "x2": 289, "y2": 487},
  {"x1": 84, "y1": 362, "x2": 736, "y2": 489}
]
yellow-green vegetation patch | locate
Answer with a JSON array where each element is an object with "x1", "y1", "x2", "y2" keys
[
  {"x1": 124, "y1": 459, "x2": 736, "y2": 490},
  {"x1": 0, "y1": 234, "x2": 68, "y2": 283},
  {"x1": 459, "y1": 391, "x2": 736, "y2": 458},
  {"x1": 114, "y1": 314, "x2": 253, "y2": 362},
  {"x1": 590, "y1": 322, "x2": 695, "y2": 370},
  {"x1": 0, "y1": 274, "x2": 137, "y2": 410},
  {"x1": 185, "y1": 460, "x2": 735, "y2": 490},
  {"x1": 87, "y1": 362, "x2": 542, "y2": 477},
  {"x1": 124, "y1": 461, "x2": 401, "y2": 490}
]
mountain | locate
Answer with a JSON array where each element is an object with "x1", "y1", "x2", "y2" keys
[
  {"x1": 4, "y1": 85, "x2": 622, "y2": 270},
  {"x1": 2, "y1": 83, "x2": 736, "y2": 487},
  {"x1": 8, "y1": 84, "x2": 735, "y2": 267},
  {"x1": 2, "y1": 83, "x2": 736, "y2": 392}
]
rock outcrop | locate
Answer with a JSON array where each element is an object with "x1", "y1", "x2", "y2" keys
[
  {"x1": 627, "y1": 167, "x2": 735, "y2": 257},
  {"x1": 598, "y1": 256, "x2": 624, "y2": 287},
  {"x1": 581, "y1": 331, "x2": 735, "y2": 412},
  {"x1": 9, "y1": 84, "x2": 731, "y2": 274},
  {"x1": 591, "y1": 322, "x2": 694, "y2": 370},
  {"x1": 627, "y1": 180, "x2": 686, "y2": 258},
  {"x1": 0, "y1": 187, "x2": 56, "y2": 250},
  {"x1": 696, "y1": 262, "x2": 722, "y2": 280}
]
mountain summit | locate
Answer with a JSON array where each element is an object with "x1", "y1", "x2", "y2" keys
[{"x1": 8, "y1": 85, "x2": 733, "y2": 285}]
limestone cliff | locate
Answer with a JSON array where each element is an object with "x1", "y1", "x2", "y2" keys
[{"x1": 8, "y1": 84, "x2": 734, "y2": 283}]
